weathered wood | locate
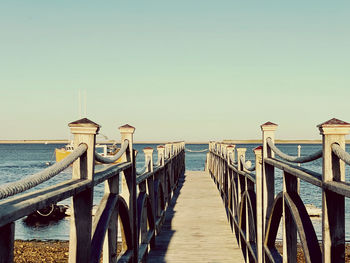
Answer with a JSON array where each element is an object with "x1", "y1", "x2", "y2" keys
[
  {"x1": 119, "y1": 125, "x2": 137, "y2": 263},
  {"x1": 261, "y1": 122, "x2": 277, "y2": 237},
  {"x1": 102, "y1": 168, "x2": 120, "y2": 263},
  {"x1": 0, "y1": 179, "x2": 90, "y2": 227},
  {"x1": 264, "y1": 192, "x2": 283, "y2": 262},
  {"x1": 68, "y1": 119, "x2": 98, "y2": 263},
  {"x1": 322, "y1": 181, "x2": 350, "y2": 197},
  {"x1": 148, "y1": 171, "x2": 244, "y2": 263},
  {"x1": 254, "y1": 146, "x2": 264, "y2": 263},
  {"x1": 91, "y1": 193, "x2": 119, "y2": 263},
  {"x1": 264, "y1": 158, "x2": 322, "y2": 187},
  {"x1": 282, "y1": 172, "x2": 297, "y2": 263},
  {"x1": 93, "y1": 162, "x2": 132, "y2": 186},
  {"x1": 318, "y1": 120, "x2": 350, "y2": 263},
  {"x1": 0, "y1": 222, "x2": 14, "y2": 263},
  {"x1": 284, "y1": 192, "x2": 322, "y2": 263}
]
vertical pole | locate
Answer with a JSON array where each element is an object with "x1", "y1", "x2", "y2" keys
[
  {"x1": 226, "y1": 145, "x2": 235, "y2": 228},
  {"x1": 236, "y1": 148, "x2": 247, "y2": 209},
  {"x1": 254, "y1": 146, "x2": 263, "y2": 263},
  {"x1": 0, "y1": 222, "x2": 14, "y2": 263},
  {"x1": 143, "y1": 147, "x2": 155, "y2": 249},
  {"x1": 297, "y1": 145, "x2": 301, "y2": 193},
  {"x1": 68, "y1": 118, "x2": 99, "y2": 263},
  {"x1": 261, "y1": 122, "x2": 278, "y2": 235},
  {"x1": 157, "y1": 145, "x2": 165, "y2": 166},
  {"x1": 318, "y1": 118, "x2": 350, "y2": 263},
  {"x1": 119, "y1": 124, "x2": 137, "y2": 263}
]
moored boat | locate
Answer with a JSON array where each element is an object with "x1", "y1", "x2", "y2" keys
[{"x1": 55, "y1": 143, "x2": 121, "y2": 164}]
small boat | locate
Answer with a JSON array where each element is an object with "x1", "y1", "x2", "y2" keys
[
  {"x1": 55, "y1": 143, "x2": 121, "y2": 164},
  {"x1": 24, "y1": 204, "x2": 68, "y2": 225}
]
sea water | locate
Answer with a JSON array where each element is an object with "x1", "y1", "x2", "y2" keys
[{"x1": 0, "y1": 143, "x2": 349, "y2": 241}]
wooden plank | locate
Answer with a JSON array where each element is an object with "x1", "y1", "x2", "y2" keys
[
  {"x1": 148, "y1": 171, "x2": 244, "y2": 262},
  {"x1": 0, "y1": 222, "x2": 14, "y2": 263},
  {"x1": 0, "y1": 179, "x2": 90, "y2": 227}
]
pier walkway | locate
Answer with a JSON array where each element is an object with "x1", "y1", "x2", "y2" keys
[
  {"x1": 1, "y1": 118, "x2": 350, "y2": 262},
  {"x1": 148, "y1": 171, "x2": 243, "y2": 263}
]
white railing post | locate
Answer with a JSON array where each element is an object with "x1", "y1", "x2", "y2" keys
[
  {"x1": 226, "y1": 145, "x2": 235, "y2": 165},
  {"x1": 236, "y1": 147, "x2": 247, "y2": 254},
  {"x1": 318, "y1": 118, "x2": 350, "y2": 263},
  {"x1": 144, "y1": 147, "x2": 154, "y2": 173},
  {"x1": 261, "y1": 122, "x2": 277, "y2": 234},
  {"x1": 119, "y1": 124, "x2": 137, "y2": 262},
  {"x1": 254, "y1": 146, "x2": 263, "y2": 263},
  {"x1": 236, "y1": 148, "x2": 247, "y2": 208},
  {"x1": 157, "y1": 145, "x2": 165, "y2": 166},
  {"x1": 68, "y1": 118, "x2": 99, "y2": 263}
]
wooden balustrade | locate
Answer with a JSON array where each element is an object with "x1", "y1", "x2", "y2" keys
[
  {"x1": 0, "y1": 118, "x2": 185, "y2": 263},
  {"x1": 206, "y1": 118, "x2": 350, "y2": 263}
]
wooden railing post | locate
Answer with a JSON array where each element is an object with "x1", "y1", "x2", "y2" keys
[
  {"x1": 261, "y1": 122, "x2": 277, "y2": 235},
  {"x1": 68, "y1": 118, "x2": 100, "y2": 263},
  {"x1": 119, "y1": 124, "x2": 137, "y2": 263},
  {"x1": 0, "y1": 222, "x2": 14, "y2": 263},
  {"x1": 236, "y1": 148, "x2": 247, "y2": 209},
  {"x1": 144, "y1": 147, "x2": 154, "y2": 173},
  {"x1": 254, "y1": 146, "x2": 263, "y2": 263},
  {"x1": 318, "y1": 119, "x2": 350, "y2": 263},
  {"x1": 157, "y1": 145, "x2": 165, "y2": 166},
  {"x1": 226, "y1": 145, "x2": 235, "y2": 165}
]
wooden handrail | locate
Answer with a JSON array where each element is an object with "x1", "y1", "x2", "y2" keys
[
  {"x1": 0, "y1": 119, "x2": 185, "y2": 263},
  {"x1": 206, "y1": 118, "x2": 350, "y2": 263}
]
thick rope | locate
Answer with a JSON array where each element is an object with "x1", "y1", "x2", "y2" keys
[
  {"x1": 94, "y1": 140, "x2": 129, "y2": 164},
  {"x1": 153, "y1": 159, "x2": 161, "y2": 167},
  {"x1": 240, "y1": 156, "x2": 256, "y2": 171},
  {"x1": 267, "y1": 138, "x2": 322, "y2": 163},
  {"x1": 136, "y1": 159, "x2": 150, "y2": 175},
  {"x1": 185, "y1": 148, "x2": 208, "y2": 153},
  {"x1": 331, "y1": 143, "x2": 350, "y2": 165},
  {"x1": 36, "y1": 204, "x2": 55, "y2": 216},
  {"x1": 0, "y1": 143, "x2": 88, "y2": 200}
]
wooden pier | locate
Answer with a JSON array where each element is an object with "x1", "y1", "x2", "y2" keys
[
  {"x1": 148, "y1": 171, "x2": 243, "y2": 263},
  {"x1": 1, "y1": 117, "x2": 350, "y2": 262}
]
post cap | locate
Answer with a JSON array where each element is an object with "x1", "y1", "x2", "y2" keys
[
  {"x1": 68, "y1": 118, "x2": 100, "y2": 134},
  {"x1": 253, "y1": 146, "x2": 263, "y2": 154},
  {"x1": 157, "y1": 145, "x2": 165, "y2": 149},
  {"x1": 261, "y1": 121, "x2": 278, "y2": 131},
  {"x1": 143, "y1": 147, "x2": 154, "y2": 154},
  {"x1": 119, "y1": 124, "x2": 135, "y2": 134},
  {"x1": 318, "y1": 118, "x2": 350, "y2": 135},
  {"x1": 236, "y1": 148, "x2": 247, "y2": 153}
]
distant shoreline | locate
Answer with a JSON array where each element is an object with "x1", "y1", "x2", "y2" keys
[{"x1": 0, "y1": 139, "x2": 338, "y2": 144}]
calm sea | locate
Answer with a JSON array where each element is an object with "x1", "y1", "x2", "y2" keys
[{"x1": 0, "y1": 143, "x2": 349, "y2": 241}]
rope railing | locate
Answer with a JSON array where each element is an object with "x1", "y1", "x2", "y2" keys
[
  {"x1": 136, "y1": 159, "x2": 150, "y2": 175},
  {"x1": 94, "y1": 139, "x2": 129, "y2": 164},
  {"x1": 240, "y1": 156, "x2": 256, "y2": 171},
  {"x1": 185, "y1": 148, "x2": 208, "y2": 153},
  {"x1": 332, "y1": 143, "x2": 350, "y2": 165},
  {"x1": 153, "y1": 158, "x2": 161, "y2": 167},
  {"x1": 228, "y1": 154, "x2": 238, "y2": 165},
  {"x1": 267, "y1": 138, "x2": 322, "y2": 163},
  {"x1": 0, "y1": 143, "x2": 88, "y2": 200}
]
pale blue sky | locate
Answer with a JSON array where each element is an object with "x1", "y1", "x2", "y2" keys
[{"x1": 1, "y1": 1, "x2": 350, "y2": 141}]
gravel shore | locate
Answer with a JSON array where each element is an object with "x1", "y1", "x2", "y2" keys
[{"x1": 13, "y1": 240, "x2": 350, "y2": 262}]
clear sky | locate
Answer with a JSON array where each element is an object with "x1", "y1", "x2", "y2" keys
[{"x1": 1, "y1": 1, "x2": 350, "y2": 142}]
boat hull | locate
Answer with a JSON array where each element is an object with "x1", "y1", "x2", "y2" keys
[{"x1": 55, "y1": 148, "x2": 121, "y2": 164}]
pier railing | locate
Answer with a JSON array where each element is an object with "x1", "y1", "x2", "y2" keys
[
  {"x1": 206, "y1": 118, "x2": 350, "y2": 263},
  {"x1": 0, "y1": 118, "x2": 185, "y2": 263}
]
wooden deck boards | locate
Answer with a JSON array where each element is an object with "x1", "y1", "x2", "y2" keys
[{"x1": 147, "y1": 171, "x2": 244, "y2": 263}]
